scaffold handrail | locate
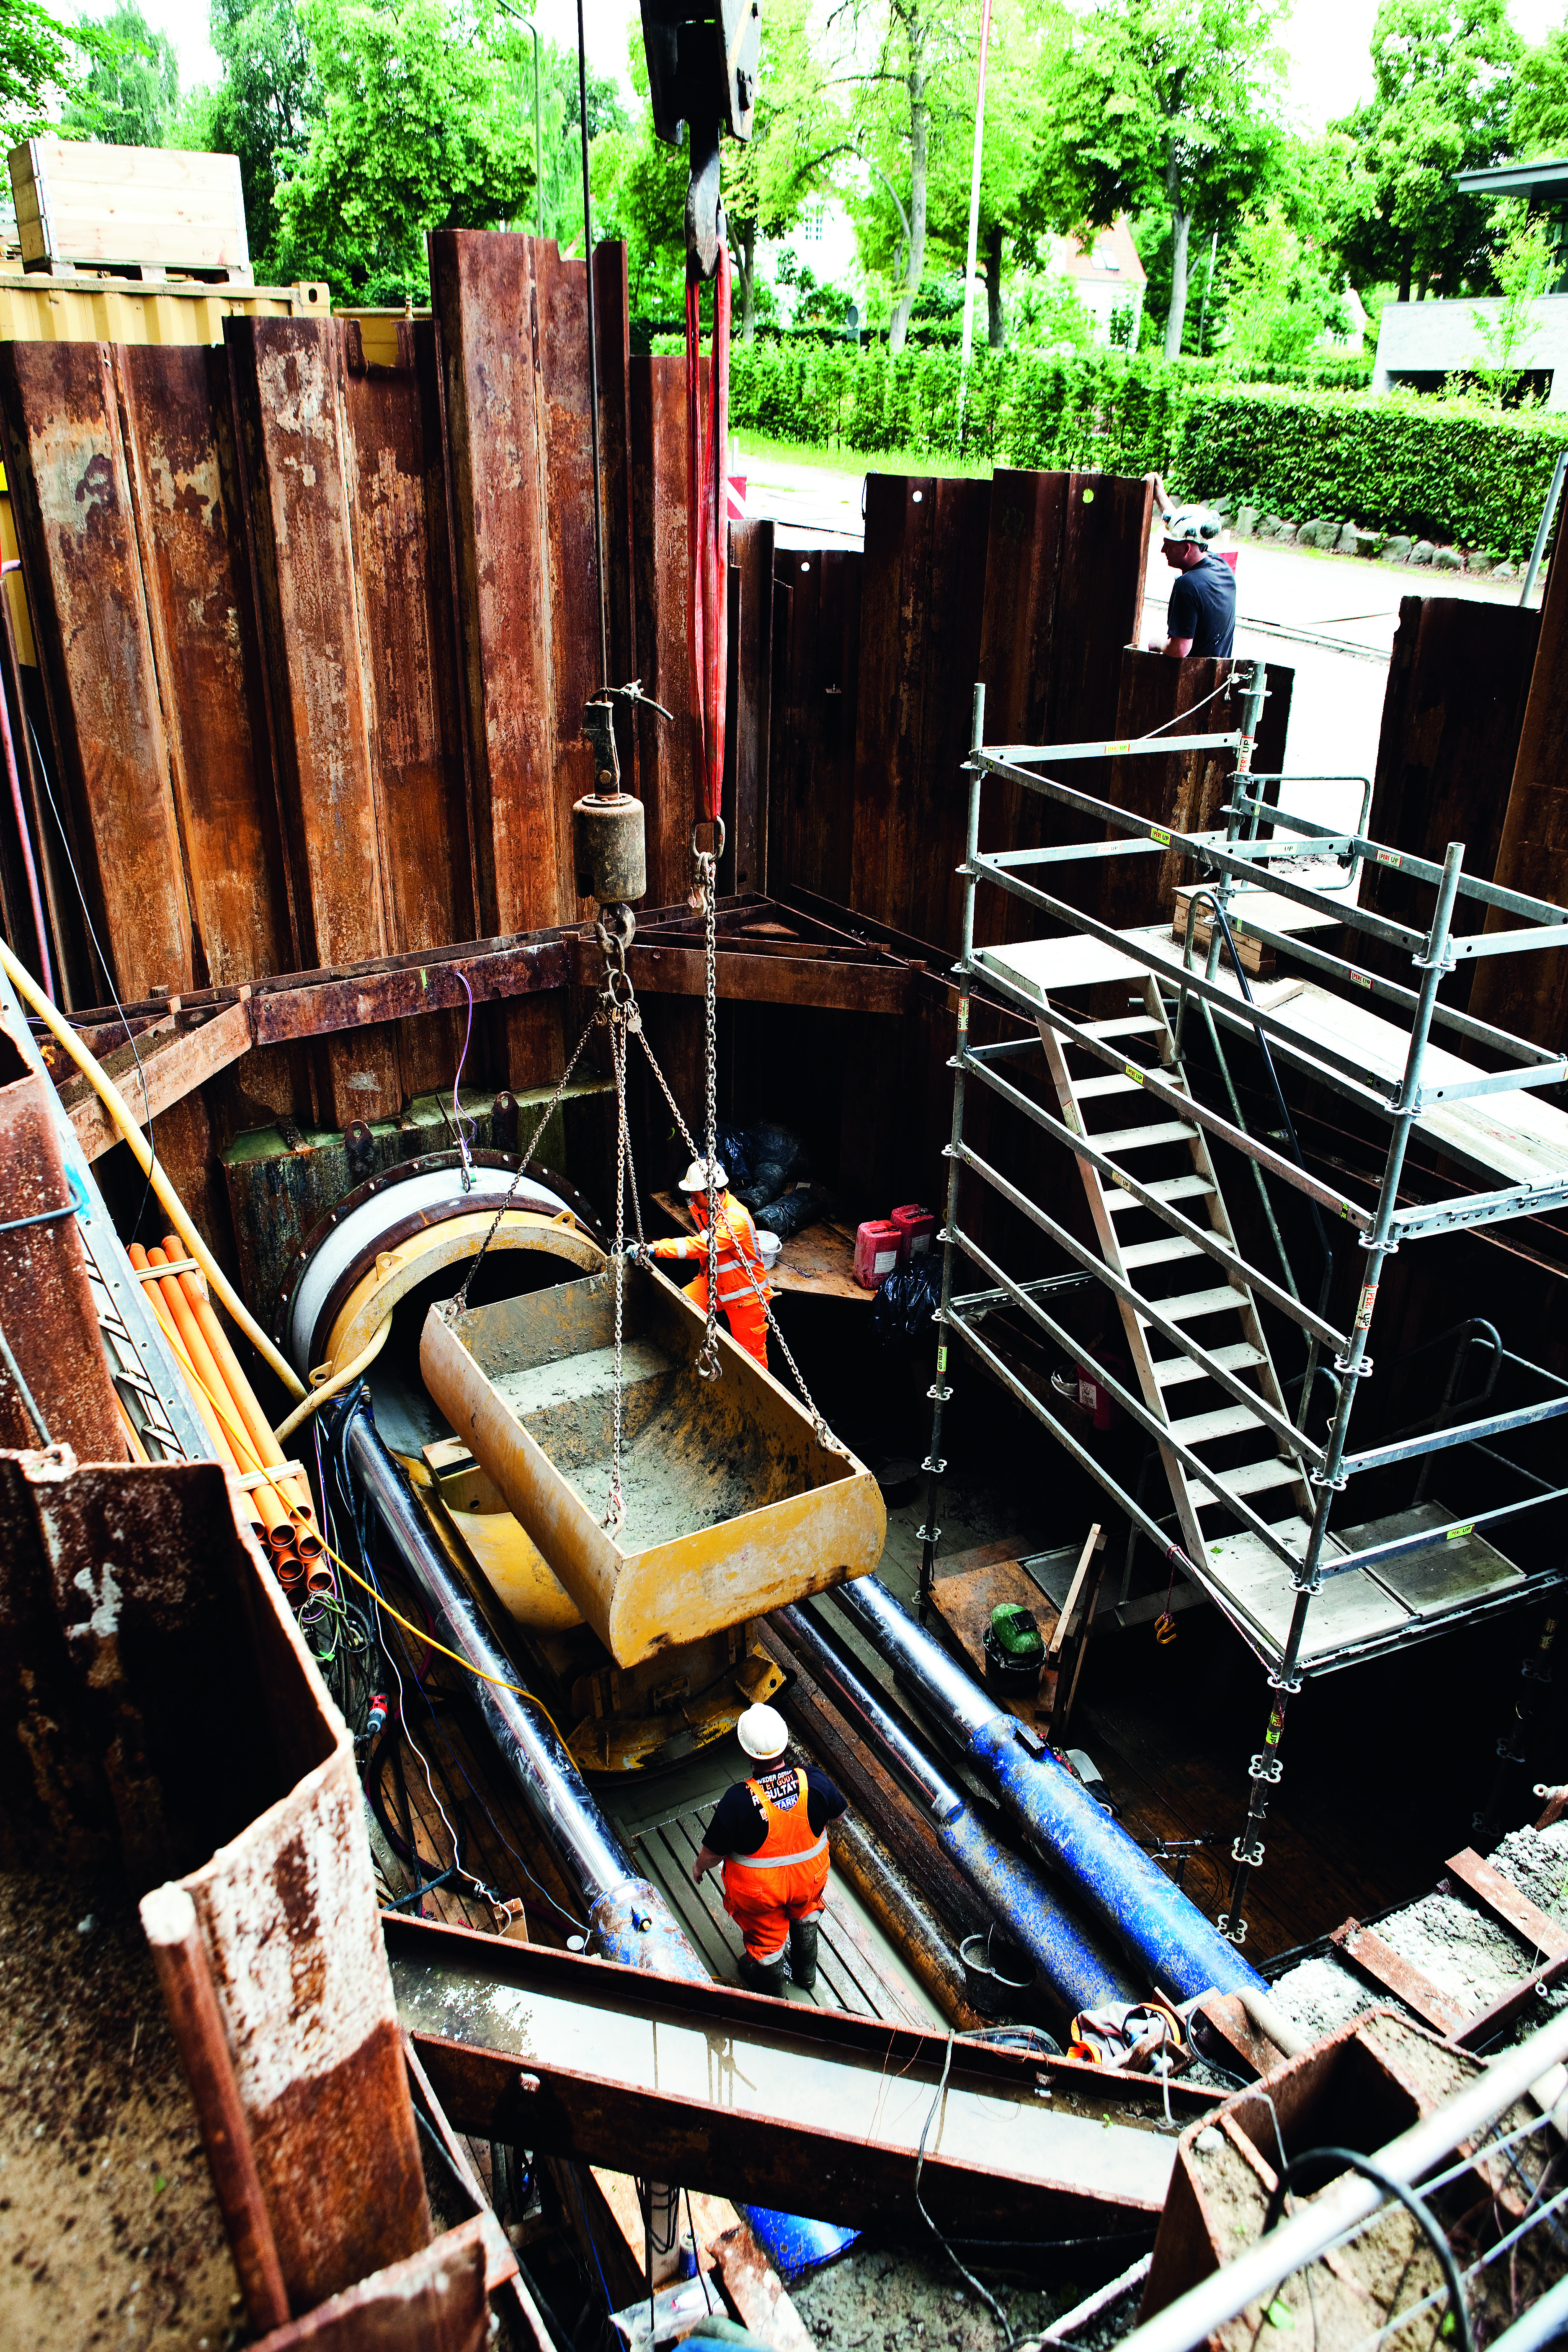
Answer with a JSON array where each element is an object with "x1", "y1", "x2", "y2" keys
[
  {"x1": 1222, "y1": 786, "x2": 1568, "y2": 932},
  {"x1": 1340, "y1": 1390, "x2": 1568, "y2": 1475},
  {"x1": 962, "y1": 1041, "x2": 1352, "y2": 1348}
]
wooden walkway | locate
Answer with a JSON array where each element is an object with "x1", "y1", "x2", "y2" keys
[{"x1": 634, "y1": 1808, "x2": 938, "y2": 2025}]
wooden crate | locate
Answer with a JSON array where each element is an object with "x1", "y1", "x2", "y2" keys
[{"x1": 7, "y1": 138, "x2": 251, "y2": 279}]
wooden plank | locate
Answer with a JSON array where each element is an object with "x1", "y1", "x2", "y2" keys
[
  {"x1": 341, "y1": 318, "x2": 473, "y2": 1098},
  {"x1": 598, "y1": 936, "x2": 912, "y2": 1013},
  {"x1": 0, "y1": 338, "x2": 194, "y2": 998},
  {"x1": 1050, "y1": 472, "x2": 1153, "y2": 740},
  {"x1": 1048, "y1": 1524, "x2": 1104, "y2": 1661},
  {"x1": 728, "y1": 518, "x2": 775, "y2": 897},
  {"x1": 929, "y1": 1556, "x2": 1061, "y2": 1731},
  {"x1": 851, "y1": 476, "x2": 935, "y2": 927},
  {"x1": 629, "y1": 353, "x2": 699, "y2": 910},
  {"x1": 1365, "y1": 596, "x2": 1541, "y2": 995},
  {"x1": 1445, "y1": 1846, "x2": 1568, "y2": 1960},
  {"x1": 909, "y1": 476, "x2": 991, "y2": 950},
  {"x1": 1472, "y1": 528, "x2": 1568, "y2": 1050},
  {"x1": 115, "y1": 340, "x2": 293, "y2": 989},
  {"x1": 432, "y1": 233, "x2": 570, "y2": 937},
  {"x1": 1328, "y1": 1918, "x2": 1470, "y2": 2036},
  {"x1": 64, "y1": 997, "x2": 253, "y2": 1161},
  {"x1": 225, "y1": 314, "x2": 401, "y2": 1126}
]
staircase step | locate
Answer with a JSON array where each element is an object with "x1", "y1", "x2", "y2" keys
[
  {"x1": 1168, "y1": 1404, "x2": 1269, "y2": 1446},
  {"x1": 1141, "y1": 1283, "x2": 1250, "y2": 1324},
  {"x1": 1081, "y1": 1016, "x2": 1161, "y2": 1042},
  {"x1": 1119, "y1": 1238, "x2": 1207, "y2": 1271},
  {"x1": 1091, "y1": 1121, "x2": 1199, "y2": 1155},
  {"x1": 1153, "y1": 1342, "x2": 1268, "y2": 1387},
  {"x1": 1189, "y1": 1458, "x2": 1306, "y2": 1509},
  {"x1": 1075, "y1": 1073, "x2": 1147, "y2": 1101},
  {"x1": 1104, "y1": 1174, "x2": 1215, "y2": 1214}
]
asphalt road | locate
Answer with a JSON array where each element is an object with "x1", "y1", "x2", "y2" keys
[{"x1": 736, "y1": 441, "x2": 1542, "y2": 820}]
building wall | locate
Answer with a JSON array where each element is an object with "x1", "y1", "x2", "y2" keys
[{"x1": 1373, "y1": 295, "x2": 1568, "y2": 407}]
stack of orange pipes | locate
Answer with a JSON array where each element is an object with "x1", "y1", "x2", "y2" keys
[{"x1": 130, "y1": 1240, "x2": 324, "y2": 1603}]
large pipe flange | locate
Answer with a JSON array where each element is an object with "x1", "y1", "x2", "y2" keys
[{"x1": 275, "y1": 1148, "x2": 607, "y2": 1380}]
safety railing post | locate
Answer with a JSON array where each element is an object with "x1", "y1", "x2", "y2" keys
[
  {"x1": 1220, "y1": 839, "x2": 1467, "y2": 1943},
  {"x1": 919, "y1": 685, "x2": 985, "y2": 1621}
]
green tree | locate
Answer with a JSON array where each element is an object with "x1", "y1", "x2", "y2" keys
[
  {"x1": 1325, "y1": 0, "x2": 1518, "y2": 304},
  {"x1": 1469, "y1": 199, "x2": 1558, "y2": 402},
  {"x1": 273, "y1": 0, "x2": 537, "y2": 302},
  {"x1": 62, "y1": 3, "x2": 178, "y2": 145},
  {"x1": 919, "y1": 0, "x2": 1048, "y2": 350},
  {"x1": 189, "y1": 0, "x2": 317, "y2": 279},
  {"x1": 1513, "y1": 24, "x2": 1568, "y2": 160},
  {"x1": 829, "y1": 0, "x2": 974, "y2": 352},
  {"x1": 1219, "y1": 198, "x2": 1351, "y2": 368},
  {"x1": 1028, "y1": 0, "x2": 1284, "y2": 361},
  {"x1": 2, "y1": 2, "x2": 115, "y2": 149}
]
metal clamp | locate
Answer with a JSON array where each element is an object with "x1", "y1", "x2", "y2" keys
[
  {"x1": 1248, "y1": 1751, "x2": 1284, "y2": 1786},
  {"x1": 1215, "y1": 1911, "x2": 1249, "y2": 1946},
  {"x1": 1230, "y1": 1835, "x2": 1266, "y2": 1868}
]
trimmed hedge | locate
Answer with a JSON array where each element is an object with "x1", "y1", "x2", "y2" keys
[{"x1": 703, "y1": 340, "x2": 1568, "y2": 562}]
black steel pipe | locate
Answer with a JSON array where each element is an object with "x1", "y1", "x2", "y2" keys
[
  {"x1": 338, "y1": 1390, "x2": 704, "y2": 1979},
  {"x1": 776, "y1": 1604, "x2": 1131, "y2": 2017}
]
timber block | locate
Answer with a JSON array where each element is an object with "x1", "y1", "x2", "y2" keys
[{"x1": 929, "y1": 1555, "x2": 1061, "y2": 1730}]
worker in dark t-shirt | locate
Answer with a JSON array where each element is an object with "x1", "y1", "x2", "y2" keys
[
  {"x1": 692, "y1": 1703, "x2": 847, "y2": 1998},
  {"x1": 1148, "y1": 489, "x2": 1235, "y2": 659}
]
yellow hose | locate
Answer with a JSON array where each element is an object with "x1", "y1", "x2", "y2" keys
[
  {"x1": 273, "y1": 1316, "x2": 393, "y2": 1444},
  {"x1": 0, "y1": 937, "x2": 306, "y2": 1398}
]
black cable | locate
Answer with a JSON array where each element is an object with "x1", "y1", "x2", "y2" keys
[
  {"x1": 26, "y1": 709, "x2": 157, "y2": 1241},
  {"x1": 1261, "y1": 2146, "x2": 1474, "y2": 2352},
  {"x1": 912, "y1": 2032, "x2": 1016, "y2": 2342}
]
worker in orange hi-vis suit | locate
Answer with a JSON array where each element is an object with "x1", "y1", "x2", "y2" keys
[
  {"x1": 692, "y1": 1704, "x2": 846, "y2": 1996},
  {"x1": 646, "y1": 1158, "x2": 770, "y2": 1366}
]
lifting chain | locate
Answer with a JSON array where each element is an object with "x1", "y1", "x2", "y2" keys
[{"x1": 695, "y1": 839, "x2": 723, "y2": 1384}]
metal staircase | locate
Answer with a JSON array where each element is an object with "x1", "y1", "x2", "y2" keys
[
  {"x1": 913, "y1": 668, "x2": 1568, "y2": 1941},
  {"x1": 1035, "y1": 973, "x2": 1314, "y2": 1570}
]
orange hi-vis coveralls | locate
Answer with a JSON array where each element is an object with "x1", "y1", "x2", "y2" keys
[
  {"x1": 720, "y1": 1766, "x2": 831, "y2": 1963},
  {"x1": 648, "y1": 1188, "x2": 770, "y2": 1365}
]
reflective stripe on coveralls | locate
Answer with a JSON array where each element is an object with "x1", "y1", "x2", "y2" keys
[
  {"x1": 720, "y1": 1767, "x2": 830, "y2": 1961},
  {"x1": 650, "y1": 1190, "x2": 769, "y2": 1308}
]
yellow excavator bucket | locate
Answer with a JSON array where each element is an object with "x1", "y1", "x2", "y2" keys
[{"x1": 420, "y1": 1264, "x2": 886, "y2": 1667}]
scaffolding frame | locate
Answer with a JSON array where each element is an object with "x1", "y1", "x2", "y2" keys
[{"x1": 919, "y1": 668, "x2": 1568, "y2": 1941}]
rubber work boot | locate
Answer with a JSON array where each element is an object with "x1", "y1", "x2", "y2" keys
[
  {"x1": 739, "y1": 1947, "x2": 789, "y2": 1997},
  {"x1": 787, "y1": 1918, "x2": 820, "y2": 1995}
]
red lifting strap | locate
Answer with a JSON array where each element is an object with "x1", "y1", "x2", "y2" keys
[{"x1": 685, "y1": 246, "x2": 731, "y2": 830}]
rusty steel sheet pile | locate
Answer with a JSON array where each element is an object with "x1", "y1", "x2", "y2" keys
[
  {"x1": 420, "y1": 1261, "x2": 886, "y2": 1665},
  {"x1": 0, "y1": 1444, "x2": 431, "y2": 2316}
]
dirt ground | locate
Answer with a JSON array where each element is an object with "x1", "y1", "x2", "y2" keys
[
  {"x1": 0, "y1": 1865, "x2": 240, "y2": 2352},
  {"x1": 791, "y1": 2234, "x2": 1106, "y2": 2352}
]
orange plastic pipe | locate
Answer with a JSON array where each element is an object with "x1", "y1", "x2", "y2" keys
[
  {"x1": 142, "y1": 1246, "x2": 293, "y2": 1551},
  {"x1": 129, "y1": 1247, "x2": 273, "y2": 1550},
  {"x1": 163, "y1": 1239, "x2": 320, "y2": 1556}
]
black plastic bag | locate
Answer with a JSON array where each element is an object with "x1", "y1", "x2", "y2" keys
[
  {"x1": 714, "y1": 1122, "x2": 753, "y2": 1187},
  {"x1": 755, "y1": 1186, "x2": 821, "y2": 1240},
  {"x1": 870, "y1": 1262, "x2": 940, "y2": 1346}
]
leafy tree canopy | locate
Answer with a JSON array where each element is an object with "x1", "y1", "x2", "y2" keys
[
  {"x1": 271, "y1": 0, "x2": 540, "y2": 302},
  {"x1": 1027, "y1": 0, "x2": 1285, "y2": 359},
  {"x1": 1512, "y1": 23, "x2": 1568, "y2": 160},
  {"x1": 2, "y1": 1, "x2": 116, "y2": 150},
  {"x1": 1324, "y1": 0, "x2": 1518, "y2": 302},
  {"x1": 62, "y1": 2, "x2": 177, "y2": 146}
]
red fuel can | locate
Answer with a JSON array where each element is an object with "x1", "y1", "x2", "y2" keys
[
  {"x1": 890, "y1": 1202, "x2": 936, "y2": 1266},
  {"x1": 854, "y1": 1218, "x2": 903, "y2": 1289}
]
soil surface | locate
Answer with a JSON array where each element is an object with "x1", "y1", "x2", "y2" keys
[
  {"x1": 0, "y1": 1865, "x2": 240, "y2": 2351},
  {"x1": 792, "y1": 2237, "x2": 1086, "y2": 2352}
]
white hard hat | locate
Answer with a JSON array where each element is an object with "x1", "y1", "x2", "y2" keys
[
  {"x1": 678, "y1": 1158, "x2": 727, "y2": 1193},
  {"x1": 737, "y1": 1703, "x2": 789, "y2": 1761},
  {"x1": 1161, "y1": 504, "x2": 1222, "y2": 545}
]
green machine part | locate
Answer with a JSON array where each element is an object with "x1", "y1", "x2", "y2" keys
[{"x1": 989, "y1": 1602, "x2": 1044, "y2": 1665}]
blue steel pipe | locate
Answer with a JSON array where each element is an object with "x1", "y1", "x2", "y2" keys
[
  {"x1": 832, "y1": 1578, "x2": 1269, "y2": 2004},
  {"x1": 776, "y1": 1604, "x2": 1132, "y2": 2017}
]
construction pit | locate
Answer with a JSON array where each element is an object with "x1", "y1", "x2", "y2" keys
[{"x1": 1, "y1": 60, "x2": 1568, "y2": 2352}]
